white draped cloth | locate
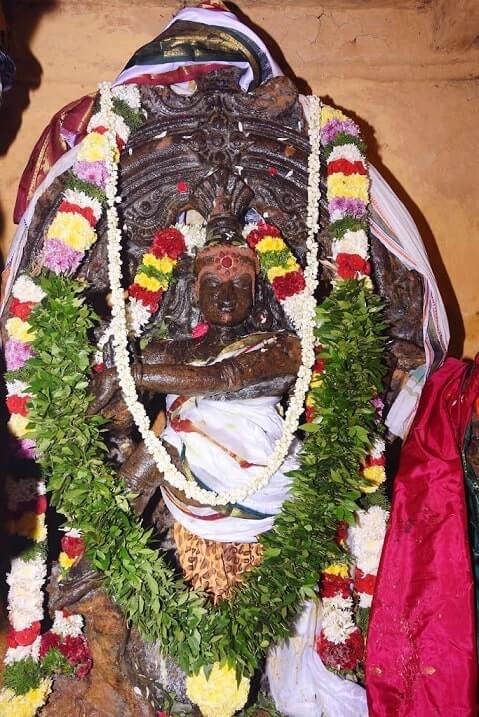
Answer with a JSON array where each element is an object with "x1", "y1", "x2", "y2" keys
[{"x1": 160, "y1": 337, "x2": 299, "y2": 544}]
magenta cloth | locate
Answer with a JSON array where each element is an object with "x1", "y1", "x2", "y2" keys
[{"x1": 366, "y1": 357, "x2": 479, "y2": 716}]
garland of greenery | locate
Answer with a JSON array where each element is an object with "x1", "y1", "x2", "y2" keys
[{"x1": 6, "y1": 271, "x2": 385, "y2": 680}]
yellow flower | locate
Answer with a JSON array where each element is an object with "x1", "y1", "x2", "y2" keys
[
  {"x1": 8, "y1": 413, "x2": 30, "y2": 438},
  {"x1": 15, "y1": 512, "x2": 46, "y2": 542},
  {"x1": 360, "y1": 465, "x2": 386, "y2": 493},
  {"x1": 267, "y1": 264, "x2": 288, "y2": 282},
  {"x1": 256, "y1": 236, "x2": 286, "y2": 253},
  {"x1": 143, "y1": 253, "x2": 176, "y2": 274},
  {"x1": 47, "y1": 212, "x2": 96, "y2": 252},
  {"x1": 327, "y1": 173, "x2": 369, "y2": 203},
  {"x1": 135, "y1": 272, "x2": 169, "y2": 292},
  {"x1": 310, "y1": 375, "x2": 323, "y2": 389},
  {"x1": 186, "y1": 663, "x2": 250, "y2": 717},
  {"x1": 321, "y1": 105, "x2": 348, "y2": 126},
  {"x1": 59, "y1": 552, "x2": 76, "y2": 570},
  {"x1": 323, "y1": 563, "x2": 349, "y2": 577},
  {"x1": 6, "y1": 317, "x2": 36, "y2": 343},
  {"x1": 305, "y1": 394, "x2": 315, "y2": 407},
  {"x1": 77, "y1": 131, "x2": 109, "y2": 163},
  {"x1": 0, "y1": 678, "x2": 52, "y2": 717}
]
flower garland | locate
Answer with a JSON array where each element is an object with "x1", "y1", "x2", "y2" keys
[
  {"x1": 105, "y1": 90, "x2": 320, "y2": 508},
  {"x1": 243, "y1": 222, "x2": 305, "y2": 331},
  {"x1": 2, "y1": 83, "x2": 144, "y2": 716},
  {"x1": 94, "y1": 222, "x2": 207, "y2": 364},
  {"x1": 306, "y1": 103, "x2": 389, "y2": 674},
  {"x1": 2, "y1": 85, "x2": 390, "y2": 717}
]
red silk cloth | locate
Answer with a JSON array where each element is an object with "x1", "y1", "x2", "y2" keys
[{"x1": 366, "y1": 357, "x2": 479, "y2": 716}]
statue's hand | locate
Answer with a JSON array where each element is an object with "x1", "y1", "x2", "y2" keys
[{"x1": 87, "y1": 367, "x2": 123, "y2": 418}]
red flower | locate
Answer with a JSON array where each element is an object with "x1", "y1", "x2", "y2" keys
[
  {"x1": 354, "y1": 568, "x2": 376, "y2": 595},
  {"x1": 313, "y1": 358, "x2": 325, "y2": 374},
  {"x1": 40, "y1": 630, "x2": 60, "y2": 657},
  {"x1": 336, "y1": 253, "x2": 370, "y2": 280},
  {"x1": 305, "y1": 405, "x2": 316, "y2": 423},
  {"x1": 10, "y1": 298, "x2": 35, "y2": 320},
  {"x1": 152, "y1": 227, "x2": 186, "y2": 259},
  {"x1": 61, "y1": 635, "x2": 90, "y2": 664},
  {"x1": 327, "y1": 159, "x2": 367, "y2": 176},
  {"x1": 59, "y1": 201, "x2": 97, "y2": 227},
  {"x1": 272, "y1": 270, "x2": 305, "y2": 300},
  {"x1": 267, "y1": 166, "x2": 278, "y2": 176},
  {"x1": 36, "y1": 494, "x2": 47, "y2": 515},
  {"x1": 93, "y1": 362, "x2": 105, "y2": 373},
  {"x1": 245, "y1": 222, "x2": 281, "y2": 248},
  {"x1": 61, "y1": 535, "x2": 85, "y2": 559},
  {"x1": 316, "y1": 627, "x2": 364, "y2": 671},
  {"x1": 6, "y1": 394, "x2": 30, "y2": 416},
  {"x1": 364, "y1": 454, "x2": 385, "y2": 467},
  {"x1": 128, "y1": 283, "x2": 163, "y2": 312},
  {"x1": 10, "y1": 621, "x2": 41, "y2": 647},
  {"x1": 321, "y1": 572, "x2": 352, "y2": 599},
  {"x1": 176, "y1": 181, "x2": 188, "y2": 193},
  {"x1": 191, "y1": 321, "x2": 209, "y2": 338},
  {"x1": 335, "y1": 521, "x2": 349, "y2": 545}
]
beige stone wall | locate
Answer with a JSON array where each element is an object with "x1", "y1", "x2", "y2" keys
[{"x1": 1, "y1": 0, "x2": 478, "y2": 356}]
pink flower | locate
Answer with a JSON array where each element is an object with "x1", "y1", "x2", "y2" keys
[
  {"x1": 43, "y1": 239, "x2": 83, "y2": 275},
  {"x1": 73, "y1": 160, "x2": 108, "y2": 188},
  {"x1": 191, "y1": 321, "x2": 209, "y2": 338},
  {"x1": 5, "y1": 339, "x2": 34, "y2": 371}
]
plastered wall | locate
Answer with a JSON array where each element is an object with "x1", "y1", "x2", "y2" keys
[{"x1": 1, "y1": 0, "x2": 478, "y2": 357}]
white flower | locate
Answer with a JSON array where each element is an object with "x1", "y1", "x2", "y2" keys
[
  {"x1": 88, "y1": 111, "x2": 130, "y2": 145},
  {"x1": 331, "y1": 230, "x2": 369, "y2": 260},
  {"x1": 281, "y1": 293, "x2": 307, "y2": 332},
  {"x1": 63, "y1": 188, "x2": 102, "y2": 222},
  {"x1": 126, "y1": 297, "x2": 153, "y2": 336},
  {"x1": 322, "y1": 595, "x2": 353, "y2": 612},
  {"x1": 11, "y1": 275, "x2": 46, "y2": 304},
  {"x1": 328, "y1": 143, "x2": 365, "y2": 164},
  {"x1": 177, "y1": 222, "x2": 206, "y2": 254},
  {"x1": 4, "y1": 637, "x2": 41, "y2": 665},
  {"x1": 370, "y1": 438, "x2": 385, "y2": 459},
  {"x1": 52, "y1": 610, "x2": 84, "y2": 638},
  {"x1": 349, "y1": 506, "x2": 389, "y2": 575},
  {"x1": 111, "y1": 84, "x2": 141, "y2": 109},
  {"x1": 358, "y1": 592, "x2": 373, "y2": 608},
  {"x1": 322, "y1": 607, "x2": 356, "y2": 644},
  {"x1": 6, "y1": 380, "x2": 29, "y2": 398}
]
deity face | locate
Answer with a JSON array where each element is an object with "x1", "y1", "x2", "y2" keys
[{"x1": 195, "y1": 246, "x2": 258, "y2": 327}]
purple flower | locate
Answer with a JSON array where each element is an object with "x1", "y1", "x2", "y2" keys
[
  {"x1": 72, "y1": 160, "x2": 108, "y2": 188},
  {"x1": 321, "y1": 119, "x2": 360, "y2": 146},
  {"x1": 15, "y1": 438, "x2": 38, "y2": 460},
  {"x1": 329, "y1": 197, "x2": 368, "y2": 220},
  {"x1": 43, "y1": 239, "x2": 83, "y2": 275},
  {"x1": 5, "y1": 339, "x2": 34, "y2": 371}
]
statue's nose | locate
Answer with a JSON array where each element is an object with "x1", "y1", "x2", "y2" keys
[{"x1": 217, "y1": 281, "x2": 235, "y2": 310}]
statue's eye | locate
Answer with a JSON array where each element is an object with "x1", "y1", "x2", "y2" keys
[
  {"x1": 201, "y1": 275, "x2": 221, "y2": 289},
  {"x1": 233, "y1": 274, "x2": 252, "y2": 290}
]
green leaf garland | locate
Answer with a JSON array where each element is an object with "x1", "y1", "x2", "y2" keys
[{"x1": 22, "y1": 272, "x2": 385, "y2": 680}]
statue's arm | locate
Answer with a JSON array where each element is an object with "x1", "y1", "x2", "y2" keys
[{"x1": 136, "y1": 332, "x2": 301, "y2": 397}]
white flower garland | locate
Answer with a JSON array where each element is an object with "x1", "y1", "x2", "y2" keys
[{"x1": 104, "y1": 82, "x2": 321, "y2": 507}]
